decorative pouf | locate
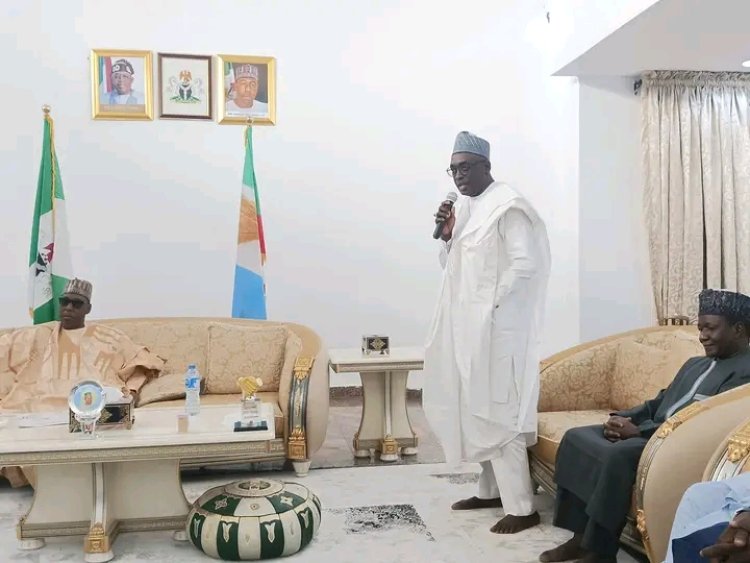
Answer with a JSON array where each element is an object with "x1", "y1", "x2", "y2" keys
[{"x1": 187, "y1": 479, "x2": 321, "y2": 560}]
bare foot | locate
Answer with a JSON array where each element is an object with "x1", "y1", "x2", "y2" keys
[
  {"x1": 539, "y1": 534, "x2": 585, "y2": 562},
  {"x1": 451, "y1": 496, "x2": 503, "y2": 510},
  {"x1": 490, "y1": 511, "x2": 540, "y2": 534}
]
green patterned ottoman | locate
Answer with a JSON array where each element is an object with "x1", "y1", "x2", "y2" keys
[{"x1": 187, "y1": 479, "x2": 321, "y2": 560}]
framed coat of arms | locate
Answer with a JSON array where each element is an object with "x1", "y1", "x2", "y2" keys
[{"x1": 157, "y1": 53, "x2": 212, "y2": 120}]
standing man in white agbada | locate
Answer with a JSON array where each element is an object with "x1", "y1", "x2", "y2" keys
[{"x1": 424, "y1": 131, "x2": 551, "y2": 534}]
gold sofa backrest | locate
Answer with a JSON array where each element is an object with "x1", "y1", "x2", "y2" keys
[
  {"x1": 539, "y1": 325, "x2": 700, "y2": 412},
  {"x1": 0, "y1": 317, "x2": 323, "y2": 394}
]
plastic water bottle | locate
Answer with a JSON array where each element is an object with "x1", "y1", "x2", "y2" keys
[{"x1": 185, "y1": 364, "x2": 201, "y2": 416}]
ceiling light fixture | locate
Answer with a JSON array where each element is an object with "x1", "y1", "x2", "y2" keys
[{"x1": 742, "y1": 60, "x2": 750, "y2": 68}]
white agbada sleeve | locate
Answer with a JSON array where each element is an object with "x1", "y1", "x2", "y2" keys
[
  {"x1": 438, "y1": 240, "x2": 451, "y2": 269},
  {"x1": 495, "y1": 209, "x2": 538, "y2": 307}
]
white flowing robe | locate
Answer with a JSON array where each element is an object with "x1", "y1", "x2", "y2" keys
[{"x1": 423, "y1": 182, "x2": 551, "y2": 464}]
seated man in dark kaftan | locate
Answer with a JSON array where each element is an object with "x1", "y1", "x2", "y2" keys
[{"x1": 539, "y1": 289, "x2": 750, "y2": 563}]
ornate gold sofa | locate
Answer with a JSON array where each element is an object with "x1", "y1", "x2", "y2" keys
[
  {"x1": 633, "y1": 397, "x2": 750, "y2": 563},
  {"x1": 529, "y1": 325, "x2": 750, "y2": 559},
  {"x1": 635, "y1": 384, "x2": 750, "y2": 562},
  {"x1": 704, "y1": 413, "x2": 750, "y2": 483},
  {"x1": 1, "y1": 317, "x2": 329, "y2": 478}
]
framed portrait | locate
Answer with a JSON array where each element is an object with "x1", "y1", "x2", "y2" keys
[
  {"x1": 158, "y1": 53, "x2": 212, "y2": 120},
  {"x1": 217, "y1": 55, "x2": 276, "y2": 125},
  {"x1": 90, "y1": 49, "x2": 153, "y2": 121}
]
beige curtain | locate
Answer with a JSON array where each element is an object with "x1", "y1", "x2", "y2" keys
[{"x1": 642, "y1": 71, "x2": 750, "y2": 322}]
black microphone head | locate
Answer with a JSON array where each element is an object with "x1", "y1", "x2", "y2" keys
[{"x1": 433, "y1": 192, "x2": 458, "y2": 239}]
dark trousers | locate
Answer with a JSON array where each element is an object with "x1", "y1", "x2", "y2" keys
[
  {"x1": 554, "y1": 487, "x2": 623, "y2": 557},
  {"x1": 553, "y1": 425, "x2": 648, "y2": 557}
]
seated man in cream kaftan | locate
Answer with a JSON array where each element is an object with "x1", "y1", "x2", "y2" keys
[
  {"x1": 0, "y1": 278, "x2": 165, "y2": 486},
  {"x1": 424, "y1": 131, "x2": 551, "y2": 534}
]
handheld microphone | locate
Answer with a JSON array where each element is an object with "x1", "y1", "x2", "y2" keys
[{"x1": 433, "y1": 192, "x2": 458, "y2": 239}]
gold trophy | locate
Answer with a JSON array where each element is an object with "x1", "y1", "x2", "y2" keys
[
  {"x1": 238, "y1": 376, "x2": 263, "y2": 398},
  {"x1": 235, "y1": 376, "x2": 267, "y2": 432}
]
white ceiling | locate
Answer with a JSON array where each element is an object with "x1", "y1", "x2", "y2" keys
[{"x1": 554, "y1": 0, "x2": 750, "y2": 76}]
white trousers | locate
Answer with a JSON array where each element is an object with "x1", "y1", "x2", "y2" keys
[{"x1": 476, "y1": 435, "x2": 535, "y2": 516}]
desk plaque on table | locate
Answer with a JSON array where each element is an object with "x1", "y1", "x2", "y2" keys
[
  {"x1": 69, "y1": 395, "x2": 134, "y2": 432},
  {"x1": 362, "y1": 335, "x2": 390, "y2": 356}
]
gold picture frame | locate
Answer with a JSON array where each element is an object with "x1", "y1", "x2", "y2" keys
[
  {"x1": 90, "y1": 49, "x2": 153, "y2": 121},
  {"x1": 217, "y1": 54, "x2": 276, "y2": 125}
]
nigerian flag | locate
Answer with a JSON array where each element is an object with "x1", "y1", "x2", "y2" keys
[{"x1": 28, "y1": 108, "x2": 72, "y2": 324}]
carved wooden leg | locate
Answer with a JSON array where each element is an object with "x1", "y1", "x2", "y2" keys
[
  {"x1": 355, "y1": 371, "x2": 386, "y2": 457},
  {"x1": 17, "y1": 464, "x2": 92, "y2": 552},
  {"x1": 18, "y1": 538, "x2": 45, "y2": 550},
  {"x1": 389, "y1": 370, "x2": 418, "y2": 455},
  {"x1": 16, "y1": 459, "x2": 190, "y2": 561},
  {"x1": 292, "y1": 460, "x2": 311, "y2": 477},
  {"x1": 380, "y1": 371, "x2": 399, "y2": 462},
  {"x1": 84, "y1": 463, "x2": 114, "y2": 563}
]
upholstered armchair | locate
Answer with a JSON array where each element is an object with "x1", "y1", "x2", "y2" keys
[
  {"x1": 635, "y1": 385, "x2": 750, "y2": 562},
  {"x1": 704, "y1": 412, "x2": 750, "y2": 482},
  {"x1": 530, "y1": 325, "x2": 706, "y2": 556}
]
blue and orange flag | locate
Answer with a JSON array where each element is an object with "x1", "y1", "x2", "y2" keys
[{"x1": 231, "y1": 126, "x2": 267, "y2": 319}]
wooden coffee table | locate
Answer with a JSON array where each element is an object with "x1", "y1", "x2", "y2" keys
[{"x1": 0, "y1": 403, "x2": 277, "y2": 562}]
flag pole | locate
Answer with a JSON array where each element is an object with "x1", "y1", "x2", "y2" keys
[
  {"x1": 42, "y1": 105, "x2": 56, "y2": 231},
  {"x1": 245, "y1": 115, "x2": 254, "y2": 147},
  {"x1": 30, "y1": 104, "x2": 72, "y2": 324}
]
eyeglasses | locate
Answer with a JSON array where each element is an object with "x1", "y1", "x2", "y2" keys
[
  {"x1": 446, "y1": 160, "x2": 484, "y2": 177},
  {"x1": 59, "y1": 297, "x2": 85, "y2": 308}
]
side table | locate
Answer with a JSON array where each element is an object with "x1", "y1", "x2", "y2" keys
[{"x1": 328, "y1": 347, "x2": 424, "y2": 462}]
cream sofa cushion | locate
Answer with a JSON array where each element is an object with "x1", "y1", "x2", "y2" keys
[
  {"x1": 206, "y1": 323, "x2": 288, "y2": 394},
  {"x1": 532, "y1": 409, "x2": 611, "y2": 467},
  {"x1": 137, "y1": 372, "x2": 186, "y2": 407},
  {"x1": 108, "y1": 319, "x2": 209, "y2": 377},
  {"x1": 609, "y1": 338, "x2": 703, "y2": 411},
  {"x1": 537, "y1": 343, "x2": 616, "y2": 412}
]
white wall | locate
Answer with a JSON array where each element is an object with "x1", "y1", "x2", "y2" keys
[
  {"x1": 578, "y1": 77, "x2": 655, "y2": 341},
  {"x1": 547, "y1": 0, "x2": 662, "y2": 74},
  {"x1": 0, "y1": 0, "x2": 580, "y2": 387}
]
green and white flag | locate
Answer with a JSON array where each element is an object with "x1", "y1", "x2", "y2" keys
[{"x1": 28, "y1": 109, "x2": 72, "y2": 324}]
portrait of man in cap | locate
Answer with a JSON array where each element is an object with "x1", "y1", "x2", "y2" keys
[
  {"x1": 91, "y1": 50, "x2": 153, "y2": 120},
  {"x1": 105, "y1": 58, "x2": 144, "y2": 105},
  {"x1": 225, "y1": 62, "x2": 269, "y2": 117}
]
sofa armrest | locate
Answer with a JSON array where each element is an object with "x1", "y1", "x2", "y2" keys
[
  {"x1": 286, "y1": 349, "x2": 329, "y2": 464},
  {"x1": 538, "y1": 341, "x2": 619, "y2": 412},
  {"x1": 704, "y1": 412, "x2": 750, "y2": 481},
  {"x1": 305, "y1": 349, "x2": 329, "y2": 457},
  {"x1": 635, "y1": 384, "x2": 750, "y2": 563}
]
